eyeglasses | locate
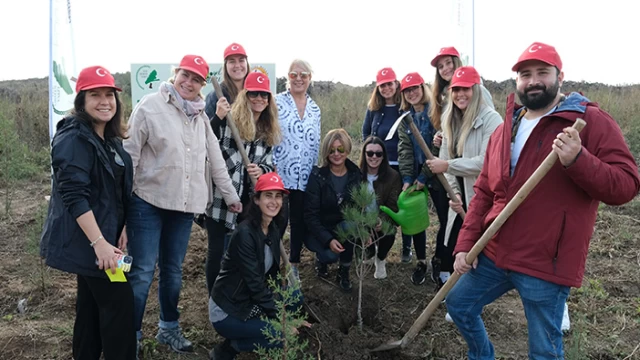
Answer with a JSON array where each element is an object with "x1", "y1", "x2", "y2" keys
[
  {"x1": 365, "y1": 151, "x2": 383, "y2": 158},
  {"x1": 402, "y1": 86, "x2": 421, "y2": 94},
  {"x1": 330, "y1": 146, "x2": 345, "y2": 154},
  {"x1": 247, "y1": 91, "x2": 269, "y2": 99},
  {"x1": 288, "y1": 71, "x2": 310, "y2": 80}
]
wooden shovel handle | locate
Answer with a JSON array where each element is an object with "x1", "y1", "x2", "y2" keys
[
  {"x1": 209, "y1": 78, "x2": 294, "y2": 278},
  {"x1": 406, "y1": 120, "x2": 465, "y2": 219},
  {"x1": 398, "y1": 118, "x2": 587, "y2": 348}
]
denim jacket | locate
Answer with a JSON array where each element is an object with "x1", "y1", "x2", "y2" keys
[{"x1": 397, "y1": 103, "x2": 441, "y2": 189}]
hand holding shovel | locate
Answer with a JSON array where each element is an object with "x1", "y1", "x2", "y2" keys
[
  {"x1": 386, "y1": 112, "x2": 465, "y2": 219},
  {"x1": 371, "y1": 118, "x2": 587, "y2": 352}
]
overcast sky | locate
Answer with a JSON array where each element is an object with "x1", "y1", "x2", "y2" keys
[{"x1": 2, "y1": 0, "x2": 638, "y2": 86}]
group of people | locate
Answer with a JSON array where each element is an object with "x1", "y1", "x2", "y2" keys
[{"x1": 40, "y1": 40, "x2": 639, "y2": 360}]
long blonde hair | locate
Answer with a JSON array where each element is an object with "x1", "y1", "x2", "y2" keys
[
  {"x1": 429, "y1": 56, "x2": 464, "y2": 131},
  {"x1": 442, "y1": 83, "x2": 482, "y2": 157},
  {"x1": 231, "y1": 90, "x2": 281, "y2": 146}
]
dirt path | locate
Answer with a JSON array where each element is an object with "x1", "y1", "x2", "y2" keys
[{"x1": 1, "y1": 175, "x2": 639, "y2": 359}]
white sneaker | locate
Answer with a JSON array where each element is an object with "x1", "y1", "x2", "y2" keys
[
  {"x1": 561, "y1": 303, "x2": 570, "y2": 331},
  {"x1": 374, "y1": 257, "x2": 387, "y2": 279},
  {"x1": 445, "y1": 312, "x2": 453, "y2": 323}
]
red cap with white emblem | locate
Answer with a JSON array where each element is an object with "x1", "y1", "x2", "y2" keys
[
  {"x1": 512, "y1": 42, "x2": 562, "y2": 72},
  {"x1": 178, "y1": 54, "x2": 209, "y2": 81},
  {"x1": 449, "y1": 66, "x2": 481, "y2": 88}
]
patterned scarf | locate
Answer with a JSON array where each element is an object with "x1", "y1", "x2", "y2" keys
[{"x1": 161, "y1": 82, "x2": 205, "y2": 120}]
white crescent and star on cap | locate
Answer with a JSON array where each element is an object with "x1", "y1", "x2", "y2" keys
[
  {"x1": 439, "y1": 47, "x2": 445, "y2": 54},
  {"x1": 456, "y1": 70, "x2": 465, "y2": 77},
  {"x1": 270, "y1": 175, "x2": 279, "y2": 182},
  {"x1": 528, "y1": 44, "x2": 543, "y2": 53},
  {"x1": 256, "y1": 76, "x2": 265, "y2": 84},
  {"x1": 405, "y1": 75, "x2": 412, "y2": 82},
  {"x1": 381, "y1": 69, "x2": 388, "y2": 76},
  {"x1": 194, "y1": 57, "x2": 203, "y2": 65},
  {"x1": 96, "y1": 68, "x2": 107, "y2": 77},
  {"x1": 231, "y1": 45, "x2": 239, "y2": 51}
]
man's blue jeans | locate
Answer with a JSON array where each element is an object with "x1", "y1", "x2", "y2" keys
[
  {"x1": 212, "y1": 290, "x2": 304, "y2": 352},
  {"x1": 126, "y1": 194, "x2": 194, "y2": 340},
  {"x1": 445, "y1": 253, "x2": 570, "y2": 360}
]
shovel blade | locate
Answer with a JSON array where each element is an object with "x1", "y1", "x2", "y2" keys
[{"x1": 369, "y1": 339, "x2": 402, "y2": 352}]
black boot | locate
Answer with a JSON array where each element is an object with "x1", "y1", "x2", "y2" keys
[
  {"x1": 315, "y1": 257, "x2": 329, "y2": 278},
  {"x1": 337, "y1": 264, "x2": 352, "y2": 292},
  {"x1": 209, "y1": 339, "x2": 238, "y2": 360}
]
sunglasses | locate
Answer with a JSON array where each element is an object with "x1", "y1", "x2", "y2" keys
[
  {"x1": 330, "y1": 146, "x2": 346, "y2": 154},
  {"x1": 366, "y1": 150, "x2": 383, "y2": 158},
  {"x1": 288, "y1": 71, "x2": 310, "y2": 80},
  {"x1": 247, "y1": 91, "x2": 269, "y2": 99}
]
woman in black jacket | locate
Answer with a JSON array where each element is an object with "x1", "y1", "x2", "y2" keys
[
  {"x1": 209, "y1": 173, "x2": 308, "y2": 359},
  {"x1": 305, "y1": 129, "x2": 361, "y2": 292},
  {"x1": 40, "y1": 66, "x2": 135, "y2": 360}
]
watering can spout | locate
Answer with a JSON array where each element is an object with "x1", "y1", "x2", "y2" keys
[
  {"x1": 379, "y1": 206, "x2": 401, "y2": 224},
  {"x1": 379, "y1": 185, "x2": 430, "y2": 236}
]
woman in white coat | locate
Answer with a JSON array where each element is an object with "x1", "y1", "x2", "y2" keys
[{"x1": 426, "y1": 66, "x2": 502, "y2": 285}]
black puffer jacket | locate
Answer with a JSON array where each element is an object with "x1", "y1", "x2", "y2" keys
[
  {"x1": 212, "y1": 219, "x2": 281, "y2": 320},
  {"x1": 304, "y1": 159, "x2": 362, "y2": 247},
  {"x1": 40, "y1": 116, "x2": 133, "y2": 278}
]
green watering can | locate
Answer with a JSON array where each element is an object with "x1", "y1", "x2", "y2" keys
[{"x1": 380, "y1": 185, "x2": 430, "y2": 235}]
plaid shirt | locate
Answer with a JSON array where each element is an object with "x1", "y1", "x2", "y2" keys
[{"x1": 205, "y1": 120, "x2": 274, "y2": 230}]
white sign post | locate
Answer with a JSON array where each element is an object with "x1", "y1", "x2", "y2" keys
[{"x1": 49, "y1": 0, "x2": 77, "y2": 141}]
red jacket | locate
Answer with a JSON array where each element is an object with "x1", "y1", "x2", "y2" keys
[{"x1": 455, "y1": 92, "x2": 640, "y2": 287}]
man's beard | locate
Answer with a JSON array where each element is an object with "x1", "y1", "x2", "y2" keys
[{"x1": 517, "y1": 79, "x2": 560, "y2": 110}]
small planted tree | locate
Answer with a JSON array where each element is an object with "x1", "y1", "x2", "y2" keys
[
  {"x1": 254, "y1": 267, "x2": 313, "y2": 360},
  {"x1": 335, "y1": 183, "x2": 395, "y2": 331}
]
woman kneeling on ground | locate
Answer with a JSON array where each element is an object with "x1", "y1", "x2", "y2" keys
[{"x1": 209, "y1": 173, "x2": 310, "y2": 359}]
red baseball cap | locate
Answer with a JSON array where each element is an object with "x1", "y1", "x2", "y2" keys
[
  {"x1": 244, "y1": 72, "x2": 270, "y2": 93},
  {"x1": 178, "y1": 54, "x2": 209, "y2": 81},
  {"x1": 431, "y1": 46, "x2": 460, "y2": 67},
  {"x1": 376, "y1": 67, "x2": 397, "y2": 86},
  {"x1": 224, "y1": 43, "x2": 247, "y2": 59},
  {"x1": 450, "y1": 66, "x2": 481, "y2": 88},
  {"x1": 400, "y1": 72, "x2": 425, "y2": 91},
  {"x1": 255, "y1": 173, "x2": 289, "y2": 194},
  {"x1": 75, "y1": 66, "x2": 121, "y2": 93},
  {"x1": 512, "y1": 42, "x2": 562, "y2": 72}
]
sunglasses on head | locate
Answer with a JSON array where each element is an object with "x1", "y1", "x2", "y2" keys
[
  {"x1": 289, "y1": 71, "x2": 310, "y2": 80},
  {"x1": 247, "y1": 91, "x2": 269, "y2": 99},
  {"x1": 330, "y1": 146, "x2": 345, "y2": 154},
  {"x1": 366, "y1": 150, "x2": 383, "y2": 158}
]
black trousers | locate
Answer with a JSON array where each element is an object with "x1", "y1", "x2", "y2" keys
[
  {"x1": 367, "y1": 232, "x2": 396, "y2": 261},
  {"x1": 430, "y1": 187, "x2": 453, "y2": 269},
  {"x1": 205, "y1": 216, "x2": 229, "y2": 294},
  {"x1": 440, "y1": 214, "x2": 463, "y2": 272},
  {"x1": 279, "y1": 189, "x2": 307, "y2": 263},
  {"x1": 73, "y1": 274, "x2": 136, "y2": 360}
]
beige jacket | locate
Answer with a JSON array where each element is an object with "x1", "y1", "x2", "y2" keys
[
  {"x1": 124, "y1": 86, "x2": 239, "y2": 214},
  {"x1": 440, "y1": 105, "x2": 502, "y2": 246}
]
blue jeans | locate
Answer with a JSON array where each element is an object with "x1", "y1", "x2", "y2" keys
[
  {"x1": 126, "y1": 194, "x2": 194, "y2": 339},
  {"x1": 212, "y1": 290, "x2": 304, "y2": 352},
  {"x1": 446, "y1": 253, "x2": 570, "y2": 360},
  {"x1": 305, "y1": 221, "x2": 354, "y2": 265}
]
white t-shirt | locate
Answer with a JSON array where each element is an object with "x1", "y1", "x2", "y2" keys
[{"x1": 510, "y1": 107, "x2": 556, "y2": 176}]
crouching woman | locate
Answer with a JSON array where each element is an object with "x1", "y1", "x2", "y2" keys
[{"x1": 209, "y1": 173, "x2": 309, "y2": 359}]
